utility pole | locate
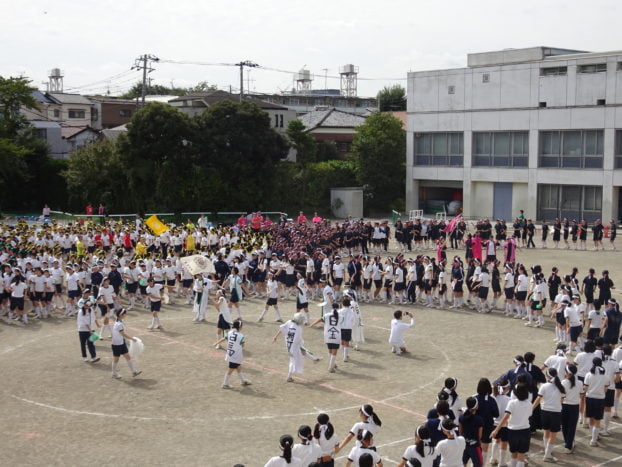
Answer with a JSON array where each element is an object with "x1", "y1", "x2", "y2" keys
[
  {"x1": 235, "y1": 60, "x2": 259, "y2": 101},
  {"x1": 132, "y1": 54, "x2": 159, "y2": 107},
  {"x1": 322, "y1": 68, "x2": 328, "y2": 92}
]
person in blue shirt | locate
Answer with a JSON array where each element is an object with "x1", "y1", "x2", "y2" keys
[{"x1": 459, "y1": 397, "x2": 485, "y2": 467}]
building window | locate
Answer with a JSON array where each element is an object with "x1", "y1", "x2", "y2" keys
[
  {"x1": 279, "y1": 114, "x2": 284, "y2": 128},
  {"x1": 482, "y1": 73, "x2": 490, "y2": 83},
  {"x1": 472, "y1": 131, "x2": 528, "y2": 167},
  {"x1": 537, "y1": 184, "x2": 602, "y2": 222},
  {"x1": 119, "y1": 109, "x2": 132, "y2": 117},
  {"x1": 615, "y1": 130, "x2": 622, "y2": 168},
  {"x1": 538, "y1": 130, "x2": 603, "y2": 169},
  {"x1": 540, "y1": 66, "x2": 567, "y2": 76},
  {"x1": 35, "y1": 128, "x2": 47, "y2": 140},
  {"x1": 448, "y1": 85, "x2": 455, "y2": 94},
  {"x1": 413, "y1": 132, "x2": 463, "y2": 166},
  {"x1": 53, "y1": 109, "x2": 60, "y2": 118},
  {"x1": 578, "y1": 63, "x2": 607, "y2": 73},
  {"x1": 68, "y1": 109, "x2": 86, "y2": 119}
]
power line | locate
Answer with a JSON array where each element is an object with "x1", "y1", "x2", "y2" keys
[
  {"x1": 63, "y1": 69, "x2": 138, "y2": 92},
  {"x1": 132, "y1": 54, "x2": 159, "y2": 106}
]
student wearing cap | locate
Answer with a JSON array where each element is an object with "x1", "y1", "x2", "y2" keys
[
  {"x1": 272, "y1": 311, "x2": 307, "y2": 382},
  {"x1": 76, "y1": 289, "x2": 100, "y2": 363},
  {"x1": 146, "y1": 277, "x2": 164, "y2": 331},
  {"x1": 123, "y1": 261, "x2": 139, "y2": 310},
  {"x1": 110, "y1": 308, "x2": 141, "y2": 379}
]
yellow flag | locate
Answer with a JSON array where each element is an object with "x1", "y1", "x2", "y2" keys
[{"x1": 145, "y1": 215, "x2": 169, "y2": 236}]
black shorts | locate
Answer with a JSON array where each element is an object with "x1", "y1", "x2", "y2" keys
[
  {"x1": 217, "y1": 314, "x2": 231, "y2": 330},
  {"x1": 587, "y1": 328, "x2": 600, "y2": 340},
  {"x1": 341, "y1": 329, "x2": 352, "y2": 342},
  {"x1": 150, "y1": 301, "x2": 161, "y2": 312},
  {"x1": 166, "y1": 279, "x2": 176, "y2": 287},
  {"x1": 55, "y1": 284, "x2": 63, "y2": 293},
  {"x1": 556, "y1": 312, "x2": 566, "y2": 326},
  {"x1": 585, "y1": 292, "x2": 594, "y2": 304},
  {"x1": 453, "y1": 280, "x2": 463, "y2": 292},
  {"x1": 296, "y1": 301, "x2": 308, "y2": 310},
  {"x1": 112, "y1": 343, "x2": 128, "y2": 357},
  {"x1": 182, "y1": 279, "x2": 193, "y2": 288},
  {"x1": 363, "y1": 279, "x2": 372, "y2": 290},
  {"x1": 493, "y1": 426, "x2": 509, "y2": 442},
  {"x1": 44, "y1": 292, "x2": 54, "y2": 302},
  {"x1": 504, "y1": 288, "x2": 515, "y2": 299},
  {"x1": 492, "y1": 280, "x2": 501, "y2": 293},
  {"x1": 327, "y1": 343, "x2": 340, "y2": 350},
  {"x1": 33, "y1": 291, "x2": 44, "y2": 301},
  {"x1": 333, "y1": 278, "x2": 343, "y2": 286},
  {"x1": 569, "y1": 325, "x2": 582, "y2": 342},
  {"x1": 585, "y1": 397, "x2": 605, "y2": 420},
  {"x1": 228, "y1": 362, "x2": 240, "y2": 369},
  {"x1": 139, "y1": 285, "x2": 147, "y2": 296},
  {"x1": 508, "y1": 428, "x2": 531, "y2": 454},
  {"x1": 540, "y1": 410, "x2": 561, "y2": 432},
  {"x1": 230, "y1": 289, "x2": 240, "y2": 303},
  {"x1": 394, "y1": 282, "x2": 405, "y2": 292},
  {"x1": 481, "y1": 425, "x2": 494, "y2": 444},
  {"x1": 68, "y1": 289, "x2": 81, "y2": 299},
  {"x1": 266, "y1": 297, "x2": 278, "y2": 306},
  {"x1": 126, "y1": 283, "x2": 138, "y2": 294},
  {"x1": 605, "y1": 389, "x2": 615, "y2": 408},
  {"x1": 478, "y1": 287, "x2": 489, "y2": 299},
  {"x1": 374, "y1": 279, "x2": 383, "y2": 289},
  {"x1": 285, "y1": 274, "x2": 296, "y2": 287},
  {"x1": 174, "y1": 245, "x2": 182, "y2": 252},
  {"x1": 515, "y1": 291, "x2": 527, "y2": 301},
  {"x1": 10, "y1": 296, "x2": 24, "y2": 310}
]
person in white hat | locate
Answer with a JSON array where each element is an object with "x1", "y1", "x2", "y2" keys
[{"x1": 272, "y1": 311, "x2": 307, "y2": 382}]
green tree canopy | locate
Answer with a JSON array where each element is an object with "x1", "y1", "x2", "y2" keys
[
  {"x1": 377, "y1": 84, "x2": 406, "y2": 112},
  {"x1": 120, "y1": 80, "x2": 218, "y2": 99},
  {"x1": 351, "y1": 111, "x2": 406, "y2": 213}
]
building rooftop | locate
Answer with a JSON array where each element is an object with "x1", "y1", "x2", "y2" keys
[
  {"x1": 48, "y1": 92, "x2": 93, "y2": 105},
  {"x1": 467, "y1": 46, "x2": 590, "y2": 68},
  {"x1": 169, "y1": 90, "x2": 288, "y2": 110},
  {"x1": 299, "y1": 108, "x2": 366, "y2": 130}
]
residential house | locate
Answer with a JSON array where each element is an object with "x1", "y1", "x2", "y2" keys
[
  {"x1": 298, "y1": 108, "x2": 367, "y2": 156},
  {"x1": 88, "y1": 96, "x2": 136, "y2": 130}
]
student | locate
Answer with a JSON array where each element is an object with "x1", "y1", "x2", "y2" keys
[
  {"x1": 388, "y1": 310, "x2": 415, "y2": 355},
  {"x1": 97, "y1": 277, "x2": 116, "y2": 338},
  {"x1": 573, "y1": 340, "x2": 597, "y2": 426},
  {"x1": 296, "y1": 273, "x2": 310, "y2": 324},
  {"x1": 602, "y1": 298, "x2": 622, "y2": 345},
  {"x1": 345, "y1": 430, "x2": 382, "y2": 467},
  {"x1": 398, "y1": 425, "x2": 435, "y2": 467},
  {"x1": 584, "y1": 357, "x2": 608, "y2": 446},
  {"x1": 258, "y1": 272, "x2": 283, "y2": 323},
  {"x1": 214, "y1": 290, "x2": 232, "y2": 344},
  {"x1": 339, "y1": 297, "x2": 356, "y2": 362},
  {"x1": 502, "y1": 264, "x2": 515, "y2": 317},
  {"x1": 225, "y1": 266, "x2": 244, "y2": 320},
  {"x1": 309, "y1": 303, "x2": 341, "y2": 373},
  {"x1": 474, "y1": 378, "x2": 499, "y2": 465},
  {"x1": 314, "y1": 413, "x2": 340, "y2": 467},
  {"x1": 435, "y1": 418, "x2": 466, "y2": 467},
  {"x1": 459, "y1": 397, "x2": 484, "y2": 467},
  {"x1": 336, "y1": 405, "x2": 382, "y2": 453},
  {"x1": 264, "y1": 434, "x2": 302, "y2": 467},
  {"x1": 491, "y1": 385, "x2": 532, "y2": 467},
  {"x1": 76, "y1": 291, "x2": 99, "y2": 363},
  {"x1": 8, "y1": 273, "x2": 28, "y2": 324},
  {"x1": 441, "y1": 377, "x2": 463, "y2": 418},
  {"x1": 110, "y1": 308, "x2": 141, "y2": 379},
  {"x1": 272, "y1": 312, "x2": 307, "y2": 382},
  {"x1": 213, "y1": 319, "x2": 251, "y2": 389},
  {"x1": 192, "y1": 273, "x2": 212, "y2": 322},
  {"x1": 292, "y1": 425, "x2": 321, "y2": 467},
  {"x1": 531, "y1": 368, "x2": 565, "y2": 462},
  {"x1": 587, "y1": 299, "x2": 604, "y2": 340},
  {"x1": 565, "y1": 295, "x2": 584, "y2": 352},
  {"x1": 146, "y1": 277, "x2": 164, "y2": 331},
  {"x1": 560, "y1": 364, "x2": 580, "y2": 453},
  {"x1": 489, "y1": 379, "x2": 511, "y2": 467},
  {"x1": 346, "y1": 288, "x2": 365, "y2": 350},
  {"x1": 601, "y1": 345, "x2": 619, "y2": 436}
]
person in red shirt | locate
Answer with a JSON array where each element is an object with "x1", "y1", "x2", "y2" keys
[
  {"x1": 251, "y1": 212, "x2": 262, "y2": 231},
  {"x1": 85, "y1": 204, "x2": 94, "y2": 216},
  {"x1": 312, "y1": 212, "x2": 322, "y2": 224},
  {"x1": 297, "y1": 211, "x2": 308, "y2": 225},
  {"x1": 237, "y1": 215, "x2": 247, "y2": 227}
]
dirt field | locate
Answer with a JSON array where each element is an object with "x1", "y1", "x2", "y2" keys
[{"x1": 1, "y1": 246, "x2": 622, "y2": 466}]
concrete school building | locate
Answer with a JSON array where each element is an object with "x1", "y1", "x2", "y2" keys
[{"x1": 406, "y1": 46, "x2": 622, "y2": 222}]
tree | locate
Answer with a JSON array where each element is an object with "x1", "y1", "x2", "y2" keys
[
  {"x1": 195, "y1": 100, "x2": 289, "y2": 210},
  {"x1": 116, "y1": 102, "x2": 198, "y2": 213},
  {"x1": 120, "y1": 80, "x2": 218, "y2": 99},
  {"x1": 64, "y1": 140, "x2": 128, "y2": 212},
  {"x1": 351, "y1": 112, "x2": 406, "y2": 213},
  {"x1": 316, "y1": 140, "x2": 340, "y2": 162},
  {"x1": 286, "y1": 119, "x2": 317, "y2": 166},
  {"x1": 377, "y1": 85, "x2": 406, "y2": 112},
  {"x1": 0, "y1": 76, "x2": 39, "y2": 137}
]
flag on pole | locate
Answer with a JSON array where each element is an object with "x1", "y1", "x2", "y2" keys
[
  {"x1": 145, "y1": 215, "x2": 169, "y2": 236},
  {"x1": 443, "y1": 214, "x2": 463, "y2": 233}
]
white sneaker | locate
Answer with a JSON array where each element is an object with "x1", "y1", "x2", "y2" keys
[
  {"x1": 599, "y1": 430, "x2": 611, "y2": 437},
  {"x1": 222, "y1": 384, "x2": 232, "y2": 389},
  {"x1": 112, "y1": 373, "x2": 121, "y2": 379}
]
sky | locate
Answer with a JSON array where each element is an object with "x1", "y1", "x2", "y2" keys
[{"x1": 2, "y1": 0, "x2": 622, "y2": 98}]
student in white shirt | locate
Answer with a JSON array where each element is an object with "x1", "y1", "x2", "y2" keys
[
  {"x1": 489, "y1": 379, "x2": 511, "y2": 467},
  {"x1": 491, "y1": 385, "x2": 532, "y2": 467},
  {"x1": 532, "y1": 367, "x2": 566, "y2": 462},
  {"x1": 291, "y1": 425, "x2": 321, "y2": 467},
  {"x1": 339, "y1": 297, "x2": 357, "y2": 362},
  {"x1": 601, "y1": 345, "x2": 619, "y2": 436},
  {"x1": 583, "y1": 357, "x2": 608, "y2": 446},
  {"x1": 313, "y1": 414, "x2": 340, "y2": 466},
  {"x1": 146, "y1": 277, "x2": 163, "y2": 331},
  {"x1": 258, "y1": 272, "x2": 283, "y2": 323},
  {"x1": 97, "y1": 277, "x2": 116, "y2": 339},
  {"x1": 264, "y1": 434, "x2": 302, "y2": 467},
  {"x1": 561, "y1": 364, "x2": 581, "y2": 453},
  {"x1": 76, "y1": 292, "x2": 100, "y2": 363},
  {"x1": 345, "y1": 430, "x2": 382, "y2": 467},
  {"x1": 565, "y1": 295, "x2": 584, "y2": 352},
  {"x1": 213, "y1": 319, "x2": 251, "y2": 389},
  {"x1": 214, "y1": 290, "x2": 233, "y2": 344},
  {"x1": 110, "y1": 308, "x2": 141, "y2": 379},
  {"x1": 8, "y1": 274, "x2": 28, "y2": 323},
  {"x1": 399, "y1": 424, "x2": 436, "y2": 467},
  {"x1": 310, "y1": 302, "x2": 342, "y2": 373},
  {"x1": 435, "y1": 418, "x2": 466, "y2": 467},
  {"x1": 336, "y1": 405, "x2": 382, "y2": 453},
  {"x1": 272, "y1": 312, "x2": 306, "y2": 383},
  {"x1": 192, "y1": 274, "x2": 212, "y2": 322},
  {"x1": 389, "y1": 310, "x2": 414, "y2": 355}
]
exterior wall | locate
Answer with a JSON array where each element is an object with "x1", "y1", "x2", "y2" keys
[
  {"x1": 91, "y1": 102, "x2": 135, "y2": 130},
  {"x1": 407, "y1": 49, "x2": 622, "y2": 220}
]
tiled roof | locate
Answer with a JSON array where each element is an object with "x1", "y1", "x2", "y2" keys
[
  {"x1": 48, "y1": 93, "x2": 92, "y2": 105},
  {"x1": 299, "y1": 108, "x2": 366, "y2": 130},
  {"x1": 61, "y1": 125, "x2": 97, "y2": 139}
]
